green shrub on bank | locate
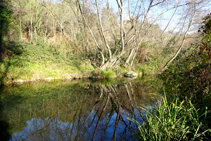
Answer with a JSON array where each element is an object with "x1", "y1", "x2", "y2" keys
[
  {"x1": 159, "y1": 13, "x2": 211, "y2": 109},
  {"x1": 89, "y1": 69, "x2": 117, "y2": 79},
  {"x1": 101, "y1": 69, "x2": 116, "y2": 79},
  {"x1": 129, "y1": 96, "x2": 211, "y2": 141}
]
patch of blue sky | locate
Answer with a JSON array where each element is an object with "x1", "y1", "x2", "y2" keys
[
  {"x1": 48, "y1": 0, "x2": 211, "y2": 33},
  {"x1": 107, "y1": 0, "x2": 177, "y2": 32},
  {"x1": 107, "y1": 0, "x2": 211, "y2": 33}
]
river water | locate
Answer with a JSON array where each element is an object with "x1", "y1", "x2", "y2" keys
[{"x1": 0, "y1": 78, "x2": 160, "y2": 141}]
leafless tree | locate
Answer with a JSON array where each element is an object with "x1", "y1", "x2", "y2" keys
[{"x1": 70, "y1": 0, "x2": 210, "y2": 70}]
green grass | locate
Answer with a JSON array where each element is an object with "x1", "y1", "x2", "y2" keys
[
  {"x1": 0, "y1": 41, "x2": 96, "y2": 84},
  {"x1": 0, "y1": 38, "x2": 172, "y2": 84},
  {"x1": 129, "y1": 96, "x2": 211, "y2": 141},
  {"x1": 101, "y1": 69, "x2": 117, "y2": 79}
]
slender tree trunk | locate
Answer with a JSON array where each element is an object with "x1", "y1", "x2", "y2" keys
[
  {"x1": 30, "y1": 0, "x2": 33, "y2": 41},
  {"x1": 60, "y1": 24, "x2": 63, "y2": 41},
  {"x1": 162, "y1": 3, "x2": 197, "y2": 71},
  {"x1": 126, "y1": 48, "x2": 134, "y2": 64},
  {"x1": 19, "y1": 17, "x2": 22, "y2": 40},
  {"x1": 95, "y1": 0, "x2": 112, "y2": 59}
]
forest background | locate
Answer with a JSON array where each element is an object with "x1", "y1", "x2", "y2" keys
[{"x1": 0, "y1": 0, "x2": 210, "y2": 83}]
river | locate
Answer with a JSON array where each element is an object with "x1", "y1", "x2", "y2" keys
[{"x1": 0, "y1": 77, "x2": 161, "y2": 141}]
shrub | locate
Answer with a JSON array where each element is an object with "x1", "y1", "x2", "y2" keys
[{"x1": 101, "y1": 69, "x2": 116, "y2": 79}]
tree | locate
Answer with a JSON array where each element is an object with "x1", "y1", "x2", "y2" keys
[
  {"x1": 0, "y1": 0, "x2": 12, "y2": 62},
  {"x1": 6, "y1": 0, "x2": 210, "y2": 71},
  {"x1": 70, "y1": 0, "x2": 210, "y2": 70}
]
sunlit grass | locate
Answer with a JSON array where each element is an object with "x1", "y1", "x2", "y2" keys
[
  {"x1": 101, "y1": 69, "x2": 117, "y2": 79},
  {"x1": 128, "y1": 96, "x2": 211, "y2": 141},
  {"x1": 0, "y1": 41, "x2": 96, "y2": 83}
]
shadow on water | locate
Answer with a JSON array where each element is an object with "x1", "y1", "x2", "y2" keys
[
  {"x1": 0, "y1": 119, "x2": 11, "y2": 140},
  {"x1": 0, "y1": 78, "x2": 161, "y2": 141},
  {"x1": 0, "y1": 89, "x2": 11, "y2": 140}
]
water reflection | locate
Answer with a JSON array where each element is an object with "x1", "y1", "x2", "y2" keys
[
  {"x1": 0, "y1": 119, "x2": 11, "y2": 140},
  {"x1": 0, "y1": 79, "x2": 160, "y2": 141}
]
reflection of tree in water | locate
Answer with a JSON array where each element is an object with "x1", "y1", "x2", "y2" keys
[
  {"x1": 0, "y1": 119, "x2": 11, "y2": 140},
  {"x1": 0, "y1": 88, "x2": 11, "y2": 140},
  {"x1": 1, "y1": 80, "x2": 159, "y2": 141}
]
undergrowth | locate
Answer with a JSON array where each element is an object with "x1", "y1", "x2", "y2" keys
[{"x1": 0, "y1": 40, "x2": 95, "y2": 83}]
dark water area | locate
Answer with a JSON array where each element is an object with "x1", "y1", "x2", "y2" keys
[{"x1": 0, "y1": 78, "x2": 161, "y2": 141}]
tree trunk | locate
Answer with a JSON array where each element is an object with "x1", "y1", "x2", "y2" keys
[
  {"x1": 126, "y1": 48, "x2": 134, "y2": 65},
  {"x1": 162, "y1": 2, "x2": 196, "y2": 71}
]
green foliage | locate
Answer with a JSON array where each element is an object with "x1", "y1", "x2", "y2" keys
[
  {"x1": 5, "y1": 41, "x2": 24, "y2": 56},
  {"x1": 129, "y1": 96, "x2": 211, "y2": 141},
  {"x1": 159, "y1": 58, "x2": 211, "y2": 140},
  {"x1": 0, "y1": 39, "x2": 96, "y2": 82},
  {"x1": 89, "y1": 69, "x2": 116, "y2": 79},
  {"x1": 132, "y1": 41, "x2": 174, "y2": 74},
  {"x1": 101, "y1": 69, "x2": 116, "y2": 79},
  {"x1": 162, "y1": 36, "x2": 179, "y2": 55},
  {"x1": 0, "y1": 0, "x2": 13, "y2": 39},
  {"x1": 112, "y1": 34, "x2": 120, "y2": 55},
  {"x1": 159, "y1": 13, "x2": 211, "y2": 102},
  {"x1": 94, "y1": 78, "x2": 116, "y2": 85},
  {"x1": 154, "y1": 13, "x2": 211, "y2": 140},
  {"x1": 198, "y1": 13, "x2": 211, "y2": 65},
  {"x1": 199, "y1": 13, "x2": 211, "y2": 35},
  {"x1": 129, "y1": 14, "x2": 211, "y2": 141},
  {"x1": 0, "y1": 0, "x2": 13, "y2": 64}
]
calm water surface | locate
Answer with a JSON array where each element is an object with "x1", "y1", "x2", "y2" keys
[{"x1": 0, "y1": 78, "x2": 160, "y2": 141}]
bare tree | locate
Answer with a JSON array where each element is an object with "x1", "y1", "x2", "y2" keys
[
  {"x1": 69, "y1": 0, "x2": 210, "y2": 70},
  {"x1": 9, "y1": 0, "x2": 211, "y2": 71}
]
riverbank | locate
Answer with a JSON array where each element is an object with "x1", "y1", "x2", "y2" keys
[
  {"x1": 0, "y1": 58, "x2": 143, "y2": 85},
  {"x1": 7, "y1": 71, "x2": 142, "y2": 84},
  {"x1": 0, "y1": 41, "x2": 146, "y2": 85}
]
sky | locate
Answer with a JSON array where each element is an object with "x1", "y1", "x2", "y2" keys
[
  {"x1": 106, "y1": 0, "x2": 178, "y2": 31},
  {"x1": 50, "y1": 0, "x2": 211, "y2": 33},
  {"x1": 106, "y1": 0, "x2": 211, "y2": 33}
]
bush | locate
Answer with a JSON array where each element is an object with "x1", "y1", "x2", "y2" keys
[{"x1": 101, "y1": 69, "x2": 116, "y2": 79}]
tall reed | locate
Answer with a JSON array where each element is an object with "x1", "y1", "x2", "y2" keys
[{"x1": 128, "y1": 96, "x2": 211, "y2": 141}]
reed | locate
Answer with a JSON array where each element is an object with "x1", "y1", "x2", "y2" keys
[{"x1": 128, "y1": 96, "x2": 211, "y2": 141}]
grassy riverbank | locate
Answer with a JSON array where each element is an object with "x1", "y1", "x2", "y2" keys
[
  {"x1": 0, "y1": 40, "x2": 147, "y2": 84},
  {"x1": 0, "y1": 41, "x2": 89, "y2": 83},
  {"x1": 0, "y1": 0, "x2": 196, "y2": 85}
]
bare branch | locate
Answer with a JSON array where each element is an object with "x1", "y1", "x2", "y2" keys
[
  {"x1": 151, "y1": 0, "x2": 166, "y2": 7},
  {"x1": 76, "y1": 0, "x2": 105, "y2": 66},
  {"x1": 95, "y1": 0, "x2": 112, "y2": 59},
  {"x1": 162, "y1": 2, "x2": 197, "y2": 71}
]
